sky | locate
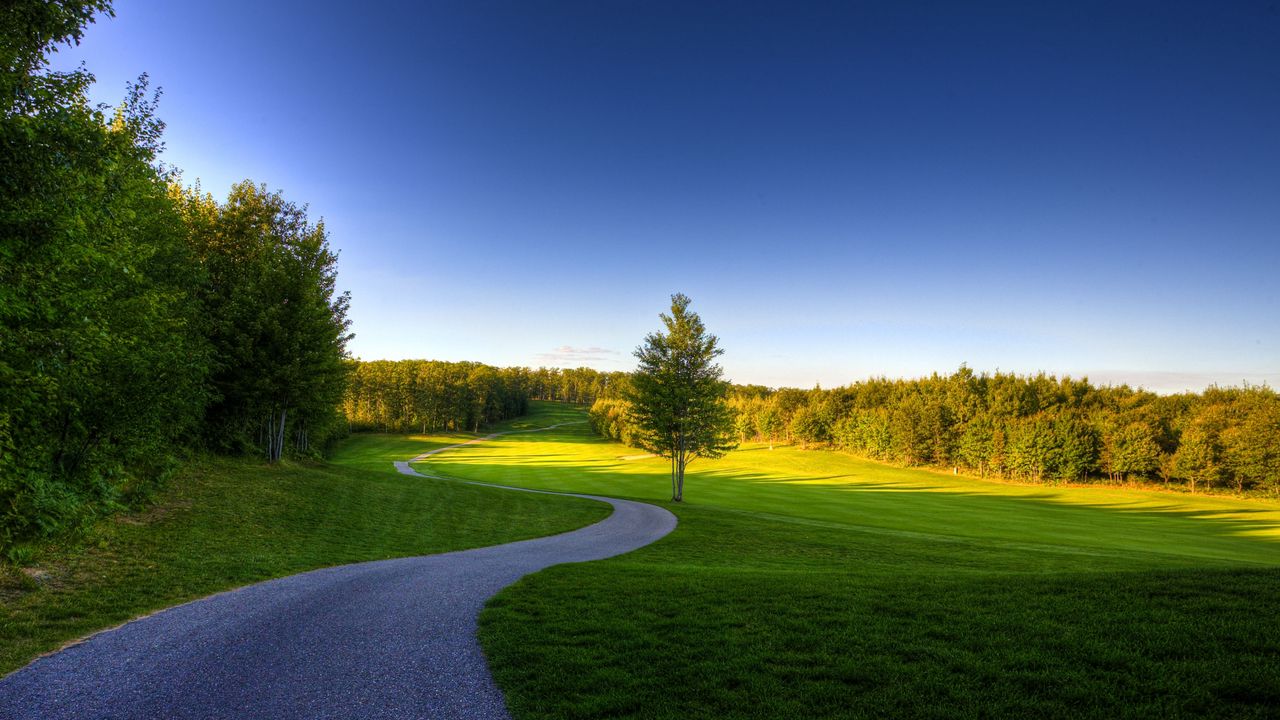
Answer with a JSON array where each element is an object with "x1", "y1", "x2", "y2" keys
[{"x1": 51, "y1": 0, "x2": 1280, "y2": 392}]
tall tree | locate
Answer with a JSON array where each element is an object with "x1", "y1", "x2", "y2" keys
[
  {"x1": 628, "y1": 294, "x2": 736, "y2": 502},
  {"x1": 1, "y1": 1, "x2": 211, "y2": 549},
  {"x1": 176, "y1": 181, "x2": 352, "y2": 461}
]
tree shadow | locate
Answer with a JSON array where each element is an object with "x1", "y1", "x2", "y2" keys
[{"x1": 353, "y1": 422, "x2": 1280, "y2": 565}]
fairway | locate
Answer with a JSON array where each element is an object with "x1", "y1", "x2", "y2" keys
[
  {"x1": 416, "y1": 404, "x2": 1280, "y2": 568},
  {"x1": 394, "y1": 402, "x2": 1280, "y2": 719}
]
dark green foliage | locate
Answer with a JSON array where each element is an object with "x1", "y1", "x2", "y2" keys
[
  {"x1": 175, "y1": 182, "x2": 352, "y2": 460},
  {"x1": 526, "y1": 366, "x2": 629, "y2": 405},
  {"x1": 627, "y1": 294, "x2": 736, "y2": 501},
  {"x1": 1, "y1": 1, "x2": 209, "y2": 550},
  {"x1": 700, "y1": 369, "x2": 1280, "y2": 496},
  {"x1": 788, "y1": 404, "x2": 830, "y2": 448},
  {"x1": 342, "y1": 359, "x2": 531, "y2": 433},
  {"x1": 1, "y1": 4, "x2": 356, "y2": 552},
  {"x1": 343, "y1": 361, "x2": 628, "y2": 435},
  {"x1": 0, "y1": 0, "x2": 112, "y2": 114}
]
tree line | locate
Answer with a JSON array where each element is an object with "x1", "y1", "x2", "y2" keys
[
  {"x1": 593, "y1": 367, "x2": 1280, "y2": 496},
  {"x1": 342, "y1": 360, "x2": 625, "y2": 433},
  {"x1": 526, "y1": 366, "x2": 630, "y2": 405},
  {"x1": 1, "y1": 3, "x2": 350, "y2": 553}
]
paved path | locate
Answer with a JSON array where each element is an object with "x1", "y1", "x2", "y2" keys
[{"x1": 0, "y1": 422, "x2": 676, "y2": 719}]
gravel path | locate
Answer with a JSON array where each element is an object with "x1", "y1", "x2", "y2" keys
[{"x1": 0, "y1": 422, "x2": 676, "y2": 719}]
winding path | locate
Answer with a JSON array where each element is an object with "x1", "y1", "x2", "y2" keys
[{"x1": 0, "y1": 422, "x2": 676, "y2": 719}]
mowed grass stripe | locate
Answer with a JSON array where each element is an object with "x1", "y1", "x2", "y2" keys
[{"x1": 417, "y1": 427, "x2": 1280, "y2": 568}]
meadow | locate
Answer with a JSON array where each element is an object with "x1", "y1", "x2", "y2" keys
[{"x1": 351, "y1": 401, "x2": 1280, "y2": 719}]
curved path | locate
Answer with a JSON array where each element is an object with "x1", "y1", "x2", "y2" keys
[{"x1": 0, "y1": 422, "x2": 676, "y2": 719}]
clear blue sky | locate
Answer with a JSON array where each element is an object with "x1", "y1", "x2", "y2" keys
[{"x1": 54, "y1": 1, "x2": 1280, "y2": 392}]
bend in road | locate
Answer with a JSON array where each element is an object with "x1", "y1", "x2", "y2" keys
[{"x1": 0, "y1": 420, "x2": 675, "y2": 719}]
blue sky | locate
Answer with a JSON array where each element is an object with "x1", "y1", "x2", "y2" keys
[{"x1": 54, "y1": 1, "x2": 1279, "y2": 392}]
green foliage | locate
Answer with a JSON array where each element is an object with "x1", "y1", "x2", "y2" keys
[
  {"x1": 343, "y1": 359, "x2": 531, "y2": 433},
  {"x1": 526, "y1": 366, "x2": 629, "y2": 404},
  {"x1": 788, "y1": 404, "x2": 829, "y2": 448},
  {"x1": 588, "y1": 397, "x2": 639, "y2": 447},
  {"x1": 1, "y1": 4, "x2": 357, "y2": 552},
  {"x1": 1, "y1": 6, "x2": 208, "y2": 549},
  {"x1": 718, "y1": 368, "x2": 1280, "y2": 496},
  {"x1": 1, "y1": 1, "x2": 112, "y2": 115},
  {"x1": 175, "y1": 182, "x2": 352, "y2": 460},
  {"x1": 627, "y1": 294, "x2": 736, "y2": 501}
]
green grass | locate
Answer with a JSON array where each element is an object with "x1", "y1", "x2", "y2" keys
[
  {"x1": 0, "y1": 425, "x2": 608, "y2": 676},
  {"x1": 405, "y1": 402, "x2": 1280, "y2": 719}
]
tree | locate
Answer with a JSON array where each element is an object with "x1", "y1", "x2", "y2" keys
[
  {"x1": 1110, "y1": 421, "x2": 1161, "y2": 483},
  {"x1": 176, "y1": 181, "x2": 352, "y2": 461},
  {"x1": 756, "y1": 406, "x2": 781, "y2": 450},
  {"x1": 789, "y1": 404, "x2": 828, "y2": 449},
  {"x1": 1173, "y1": 422, "x2": 1222, "y2": 493},
  {"x1": 1220, "y1": 393, "x2": 1280, "y2": 494},
  {"x1": 734, "y1": 410, "x2": 756, "y2": 444},
  {"x1": 628, "y1": 294, "x2": 736, "y2": 502},
  {"x1": 956, "y1": 416, "x2": 995, "y2": 477},
  {"x1": 1, "y1": 2, "x2": 210, "y2": 549}
]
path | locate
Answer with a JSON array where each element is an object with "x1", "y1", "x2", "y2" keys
[{"x1": 0, "y1": 422, "x2": 676, "y2": 719}]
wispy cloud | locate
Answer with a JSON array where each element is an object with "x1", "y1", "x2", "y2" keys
[
  {"x1": 1082, "y1": 370, "x2": 1280, "y2": 394},
  {"x1": 534, "y1": 345, "x2": 623, "y2": 366}
]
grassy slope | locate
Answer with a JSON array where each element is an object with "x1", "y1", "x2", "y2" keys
[
  {"x1": 411, "y1": 402, "x2": 1280, "y2": 719},
  {"x1": 0, "y1": 419, "x2": 608, "y2": 676}
]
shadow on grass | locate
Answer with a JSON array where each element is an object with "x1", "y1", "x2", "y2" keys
[{"x1": 407, "y1": 424, "x2": 1280, "y2": 565}]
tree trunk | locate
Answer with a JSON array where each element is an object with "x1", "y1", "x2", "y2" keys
[
  {"x1": 272, "y1": 408, "x2": 288, "y2": 463},
  {"x1": 670, "y1": 443, "x2": 678, "y2": 501},
  {"x1": 674, "y1": 433, "x2": 686, "y2": 502}
]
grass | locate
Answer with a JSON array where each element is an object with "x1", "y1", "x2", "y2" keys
[
  {"x1": 401, "y1": 401, "x2": 1280, "y2": 719},
  {"x1": 0, "y1": 418, "x2": 608, "y2": 676}
]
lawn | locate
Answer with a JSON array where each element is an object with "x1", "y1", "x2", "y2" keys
[
  {"x1": 0, "y1": 422, "x2": 608, "y2": 676},
  {"x1": 408, "y1": 402, "x2": 1280, "y2": 719}
]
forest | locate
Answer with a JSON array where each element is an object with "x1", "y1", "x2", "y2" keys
[
  {"x1": 591, "y1": 367, "x2": 1280, "y2": 495},
  {"x1": 341, "y1": 361, "x2": 622, "y2": 433},
  {"x1": 1, "y1": 5, "x2": 350, "y2": 552}
]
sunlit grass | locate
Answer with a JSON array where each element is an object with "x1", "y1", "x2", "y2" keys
[
  {"x1": 395, "y1": 401, "x2": 1280, "y2": 719},
  {"x1": 416, "y1": 405, "x2": 1280, "y2": 566}
]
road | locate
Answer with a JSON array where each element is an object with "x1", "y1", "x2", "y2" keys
[{"x1": 0, "y1": 424, "x2": 675, "y2": 719}]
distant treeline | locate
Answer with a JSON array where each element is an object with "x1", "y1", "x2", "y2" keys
[
  {"x1": 591, "y1": 368, "x2": 1280, "y2": 495},
  {"x1": 342, "y1": 361, "x2": 625, "y2": 433},
  {"x1": 2, "y1": 5, "x2": 350, "y2": 552}
]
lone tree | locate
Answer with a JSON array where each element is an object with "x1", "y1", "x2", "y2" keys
[{"x1": 629, "y1": 293, "x2": 736, "y2": 501}]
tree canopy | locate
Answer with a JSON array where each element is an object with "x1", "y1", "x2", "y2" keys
[
  {"x1": 175, "y1": 182, "x2": 352, "y2": 460},
  {"x1": 594, "y1": 366, "x2": 1280, "y2": 497},
  {"x1": 0, "y1": 2, "x2": 357, "y2": 553},
  {"x1": 626, "y1": 294, "x2": 736, "y2": 501}
]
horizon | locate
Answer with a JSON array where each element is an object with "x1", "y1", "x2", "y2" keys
[
  {"x1": 52, "y1": 1, "x2": 1279, "y2": 394},
  {"x1": 349, "y1": 354, "x2": 1276, "y2": 397}
]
